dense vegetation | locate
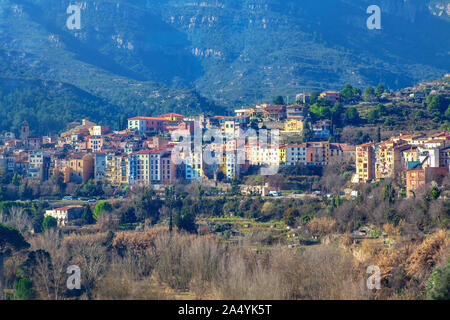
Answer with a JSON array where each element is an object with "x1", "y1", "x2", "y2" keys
[
  {"x1": 0, "y1": 77, "x2": 222, "y2": 136},
  {"x1": 0, "y1": 135, "x2": 448, "y2": 300},
  {"x1": 0, "y1": 174, "x2": 448, "y2": 300},
  {"x1": 0, "y1": 0, "x2": 448, "y2": 109}
]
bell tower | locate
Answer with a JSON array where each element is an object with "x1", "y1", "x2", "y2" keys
[{"x1": 20, "y1": 120, "x2": 30, "y2": 140}]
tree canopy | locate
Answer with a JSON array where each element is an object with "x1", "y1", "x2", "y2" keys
[
  {"x1": 93, "y1": 201, "x2": 113, "y2": 220},
  {"x1": 0, "y1": 223, "x2": 29, "y2": 253}
]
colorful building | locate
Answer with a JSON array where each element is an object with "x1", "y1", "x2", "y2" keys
[
  {"x1": 356, "y1": 143, "x2": 375, "y2": 183},
  {"x1": 128, "y1": 116, "x2": 167, "y2": 134},
  {"x1": 284, "y1": 118, "x2": 304, "y2": 133}
]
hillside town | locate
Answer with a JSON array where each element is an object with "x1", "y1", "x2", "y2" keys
[
  {"x1": 1, "y1": 0, "x2": 449, "y2": 304},
  {"x1": 1, "y1": 84, "x2": 450, "y2": 208}
]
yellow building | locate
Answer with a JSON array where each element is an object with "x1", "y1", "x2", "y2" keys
[
  {"x1": 88, "y1": 125, "x2": 109, "y2": 136},
  {"x1": 284, "y1": 118, "x2": 304, "y2": 133},
  {"x1": 374, "y1": 140, "x2": 408, "y2": 180},
  {"x1": 234, "y1": 108, "x2": 254, "y2": 117},
  {"x1": 402, "y1": 147, "x2": 419, "y2": 167},
  {"x1": 220, "y1": 120, "x2": 238, "y2": 136},
  {"x1": 67, "y1": 154, "x2": 95, "y2": 184},
  {"x1": 158, "y1": 113, "x2": 185, "y2": 122},
  {"x1": 279, "y1": 145, "x2": 286, "y2": 165},
  {"x1": 356, "y1": 143, "x2": 374, "y2": 183},
  {"x1": 186, "y1": 151, "x2": 203, "y2": 181},
  {"x1": 105, "y1": 153, "x2": 129, "y2": 186}
]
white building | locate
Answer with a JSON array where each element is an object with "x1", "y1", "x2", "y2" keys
[{"x1": 286, "y1": 145, "x2": 307, "y2": 166}]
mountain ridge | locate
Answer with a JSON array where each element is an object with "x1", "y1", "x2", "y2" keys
[{"x1": 0, "y1": 0, "x2": 449, "y2": 110}]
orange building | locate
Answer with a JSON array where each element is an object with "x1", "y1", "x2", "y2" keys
[
  {"x1": 158, "y1": 113, "x2": 185, "y2": 122},
  {"x1": 406, "y1": 167, "x2": 448, "y2": 197},
  {"x1": 319, "y1": 91, "x2": 340, "y2": 104},
  {"x1": 59, "y1": 154, "x2": 94, "y2": 184},
  {"x1": 128, "y1": 116, "x2": 168, "y2": 133}
]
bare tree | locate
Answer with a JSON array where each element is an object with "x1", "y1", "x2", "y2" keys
[
  {"x1": 29, "y1": 229, "x2": 69, "y2": 300},
  {"x1": 1, "y1": 206, "x2": 33, "y2": 236},
  {"x1": 67, "y1": 235, "x2": 107, "y2": 299}
]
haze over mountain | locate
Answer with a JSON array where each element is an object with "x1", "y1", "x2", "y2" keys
[{"x1": 0, "y1": 0, "x2": 449, "y2": 115}]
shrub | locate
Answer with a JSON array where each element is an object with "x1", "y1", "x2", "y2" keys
[
  {"x1": 42, "y1": 216, "x2": 57, "y2": 231},
  {"x1": 93, "y1": 201, "x2": 113, "y2": 220},
  {"x1": 426, "y1": 261, "x2": 450, "y2": 300},
  {"x1": 14, "y1": 278, "x2": 34, "y2": 300},
  {"x1": 308, "y1": 217, "x2": 336, "y2": 238}
]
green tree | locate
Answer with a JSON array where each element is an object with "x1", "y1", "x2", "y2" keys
[
  {"x1": 431, "y1": 185, "x2": 440, "y2": 200},
  {"x1": 302, "y1": 122, "x2": 315, "y2": 142},
  {"x1": 363, "y1": 86, "x2": 375, "y2": 101},
  {"x1": 273, "y1": 96, "x2": 285, "y2": 105},
  {"x1": 375, "y1": 103, "x2": 387, "y2": 116},
  {"x1": 340, "y1": 84, "x2": 354, "y2": 102},
  {"x1": 81, "y1": 205, "x2": 95, "y2": 225},
  {"x1": 165, "y1": 186, "x2": 175, "y2": 233},
  {"x1": 426, "y1": 95, "x2": 449, "y2": 118},
  {"x1": 42, "y1": 216, "x2": 57, "y2": 231},
  {"x1": 340, "y1": 84, "x2": 362, "y2": 102},
  {"x1": 132, "y1": 187, "x2": 162, "y2": 224},
  {"x1": 50, "y1": 171, "x2": 66, "y2": 195},
  {"x1": 11, "y1": 173, "x2": 21, "y2": 186},
  {"x1": 333, "y1": 194, "x2": 341, "y2": 208},
  {"x1": 330, "y1": 103, "x2": 344, "y2": 126},
  {"x1": 375, "y1": 84, "x2": 385, "y2": 97},
  {"x1": 382, "y1": 183, "x2": 396, "y2": 204},
  {"x1": 196, "y1": 185, "x2": 204, "y2": 200},
  {"x1": 283, "y1": 207, "x2": 299, "y2": 227},
  {"x1": 444, "y1": 106, "x2": 450, "y2": 120},
  {"x1": 0, "y1": 224, "x2": 29, "y2": 300},
  {"x1": 14, "y1": 277, "x2": 34, "y2": 300},
  {"x1": 77, "y1": 179, "x2": 103, "y2": 197},
  {"x1": 175, "y1": 211, "x2": 197, "y2": 234},
  {"x1": 367, "y1": 109, "x2": 379, "y2": 123},
  {"x1": 344, "y1": 107, "x2": 360, "y2": 125},
  {"x1": 426, "y1": 262, "x2": 449, "y2": 300},
  {"x1": 19, "y1": 182, "x2": 33, "y2": 200},
  {"x1": 309, "y1": 92, "x2": 321, "y2": 104},
  {"x1": 93, "y1": 201, "x2": 113, "y2": 220},
  {"x1": 119, "y1": 207, "x2": 136, "y2": 225},
  {"x1": 32, "y1": 208, "x2": 44, "y2": 234},
  {"x1": 231, "y1": 177, "x2": 241, "y2": 195}
]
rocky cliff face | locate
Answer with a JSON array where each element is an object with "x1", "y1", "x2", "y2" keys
[{"x1": 0, "y1": 0, "x2": 449, "y2": 107}]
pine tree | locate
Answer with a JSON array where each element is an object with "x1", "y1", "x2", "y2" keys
[{"x1": 82, "y1": 205, "x2": 95, "y2": 225}]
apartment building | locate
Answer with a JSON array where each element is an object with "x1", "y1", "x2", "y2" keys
[
  {"x1": 356, "y1": 143, "x2": 375, "y2": 183},
  {"x1": 286, "y1": 144, "x2": 307, "y2": 166}
]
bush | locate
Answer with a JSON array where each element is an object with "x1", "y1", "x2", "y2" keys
[
  {"x1": 283, "y1": 207, "x2": 300, "y2": 227},
  {"x1": 42, "y1": 216, "x2": 57, "y2": 231},
  {"x1": 426, "y1": 261, "x2": 450, "y2": 300},
  {"x1": 93, "y1": 201, "x2": 113, "y2": 220},
  {"x1": 308, "y1": 217, "x2": 336, "y2": 238},
  {"x1": 14, "y1": 278, "x2": 34, "y2": 300}
]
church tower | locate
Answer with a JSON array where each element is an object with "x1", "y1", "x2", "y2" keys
[{"x1": 20, "y1": 120, "x2": 30, "y2": 140}]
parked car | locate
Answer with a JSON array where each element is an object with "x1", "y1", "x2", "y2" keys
[{"x1": 62, "y1": 196, "x2": 74, "y2": 201}]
